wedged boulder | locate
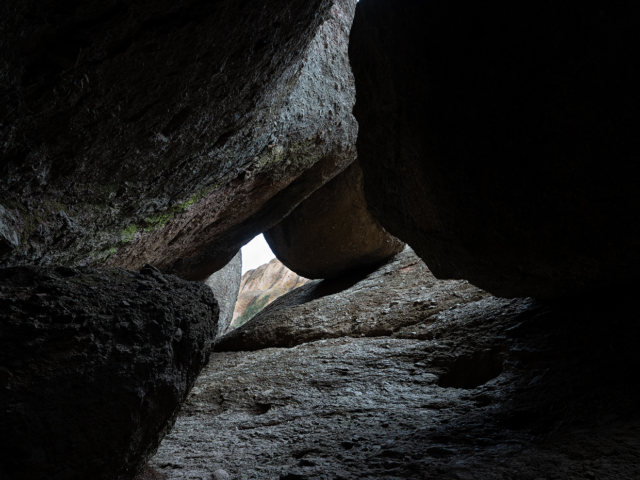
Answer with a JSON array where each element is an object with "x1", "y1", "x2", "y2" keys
[
  {"x1": 204, "y1": 251, "x2": 242, "y2": 337},
  {"x1": 350, "y1": 1, "x2": 640, "y2": 298},
  {"x1": 0, "y1": 0, "x2": 358, "y2": 280},
  {"x1": 231, "y1": 258, "x2": 308, "y2": 332},
  {"x1": 264, "y1": 161, "x2": 404, "y2": 279},
  {"x1": 214, "y1": 247, "x2": 489, "y2": 351},
  {"x1": 0, "y1": 265, "x2": 218, "y2": 480}
]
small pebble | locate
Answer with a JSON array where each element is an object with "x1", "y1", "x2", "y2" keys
[
  {"x1": 174, "y1": 328, "x2": 183, "y2": 342},
  {"x1": 212, "y1": 469, "x2": 230, "y2": 480}
]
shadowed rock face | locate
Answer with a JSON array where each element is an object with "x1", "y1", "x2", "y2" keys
[
  {"x1": 265, "y1": 161, "x2": 404, "y2": 279},
  {"x1": 0, "y1": 0, "x2": 357, "y2": 280},
  {"x1": 349, "y1": 0, "x2": 640, "y2": 298},
  {"x1": 0, "y1": 265, "x2": 218, "y2": 480}
]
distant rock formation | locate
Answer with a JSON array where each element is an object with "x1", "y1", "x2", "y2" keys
[{"x1": 230, "y1": 259, "x2": 308, "y2": 331}]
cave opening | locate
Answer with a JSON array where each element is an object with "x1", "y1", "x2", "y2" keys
[{"x1": 2, "y1": 0, "x2": 640, "y2": 479}]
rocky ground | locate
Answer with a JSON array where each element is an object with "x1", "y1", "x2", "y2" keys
[{"x1": 151, "y1": 251, "x2": 640, "y2": 479}]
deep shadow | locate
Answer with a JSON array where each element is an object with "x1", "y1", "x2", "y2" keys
[{"x1": 437, "y1": 349, "x2": 504, "y2": 389}]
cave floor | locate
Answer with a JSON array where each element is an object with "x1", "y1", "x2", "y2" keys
[{"x1": 151, "y1": 294, "x2": 640, "y2": 479}]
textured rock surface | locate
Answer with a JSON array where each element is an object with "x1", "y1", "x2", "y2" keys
[
  {"x1": 0, "y1": 0, "x2": 358, "y2": 280},
  {"x1": 204, "y1": 251, "x2": 242, "y2": 337},
  {"x1": 0, "y1": 265, "x2": 218, "y2": 480},
  {"x1": 350, "y1": 1, "x2": 640, "y2": 298},
  {"x1": 152, "y1": 277, "x2": 640, "y2": 478},
  {"x1": 265, "y1": 161, "x2": 404, "y2": 279},
  {"x1": 231, "y1": 258, "x2": 308, "y2": 332},
  {"x1": 133, "y1": 466, "x2": 167, "y2": 480},
  {"x1": 216, "y1": 247, "x2": 487, "y2": 351}
]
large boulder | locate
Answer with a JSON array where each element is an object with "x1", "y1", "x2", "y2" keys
[
  {"x1": 0, "y1": 0, "x2": 358, "y2": 280},
  {"x1": 204, "y1": 251, "x2": 242, "y2": 337},
  {"x1": 350, "y1": 1, "x2": 640, "y2": 298},
  {"x1": 0, "y1": 265, "x2": 218, "y2": 480},
  {"x1": 264, "y1": 161, "x2": 404, "y2": 279}
]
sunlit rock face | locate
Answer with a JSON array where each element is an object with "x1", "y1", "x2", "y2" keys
[
  {"x1": 204, "y1": 251, "x2": 242, "y2": 337},
  {"x1": 0, "y1": 0, "x2": 358, "y2": 280},
  {"x1": 230, "y1": 258, "x2": 308, "y2": 332},
  {"x1": 349, "y1": 0, "x2": 640, "y2": 298},
  {"x1": 265, "y1": 161, "x2": 404, "y2": 280},
  {"x1": 0, "y1": 264, "x2": 218, "y2": 480}
]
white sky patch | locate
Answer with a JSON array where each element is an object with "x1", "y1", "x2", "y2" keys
[{"x1": 241, "y1": 234, "x2": 276, "y2": 274}]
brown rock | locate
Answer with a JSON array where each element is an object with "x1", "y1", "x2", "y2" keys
[
  {"x1": 265, "y1": 161, "x2": 404, "y2": 279},
  {"x1": 0, "y1": 265, "x2": 218, "y2": 480},
  {"x1": 0, "y1": 0, "x2": 358, "y2": 281},
  {"x1": 349, "y1": 1, "x2": 640, "y2": 298},
  {"x1": 230, "y1": 258, "x2": 308, "y2": 331}
]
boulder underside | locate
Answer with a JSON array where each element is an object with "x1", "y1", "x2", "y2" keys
[
  {"x1": 0, "y1": 0, "x2": 357, "y2": 281},
  {"x1": 265, "y1": 160, "x2": 404, "y2": 280}
]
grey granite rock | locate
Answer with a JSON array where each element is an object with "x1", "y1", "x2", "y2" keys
[
  {"x1": 214, "y1": 247, "x2": 488, "y2": 351},
  {"x1": 350, "y1": 0, "x2": 640, "y2": 298},
  {"x1": 265, "y1": 161, "x2": 404, "y2": 280},
  {"x1": 204, "y1": 251, "x2": 242, "y2": 337}
]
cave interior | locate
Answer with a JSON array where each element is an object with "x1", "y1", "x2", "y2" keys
[{"x1": 1, "y1": 0, "x2": 640, "y2": 479}]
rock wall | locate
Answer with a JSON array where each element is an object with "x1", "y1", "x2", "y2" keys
[
  {"x1": 349, "y1": 0, "x2": 640, "y2": 298},
  {"x1": 0, "y1": 264, "x2": 218, "y2": 480},
  {"x1": 230, "y1": 258, "x2": 308, "y2": 332},
  {"x1": 0, "y1": 0, "x2": 358, "y2": 280}
]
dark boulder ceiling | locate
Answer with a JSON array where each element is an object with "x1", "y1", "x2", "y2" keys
[{"x1": 0, "y1": 0, "x2": 357, "y2": 280}]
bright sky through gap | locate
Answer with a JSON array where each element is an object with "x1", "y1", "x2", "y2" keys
[{"x1": 241, "y1": 234, "x2": 276, "y2": 274}]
